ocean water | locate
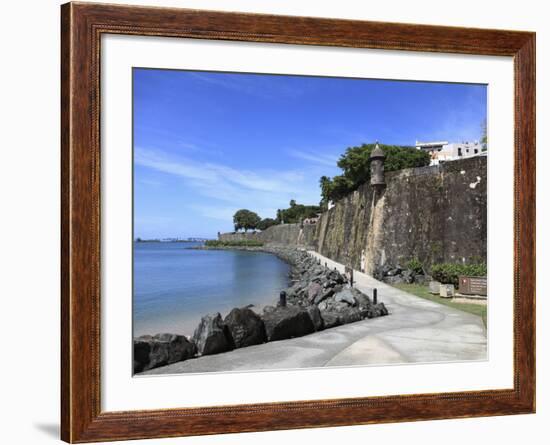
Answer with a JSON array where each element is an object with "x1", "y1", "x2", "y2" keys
[{"x1": 133, "y1": 242, "x2": 290, "y2": 337}]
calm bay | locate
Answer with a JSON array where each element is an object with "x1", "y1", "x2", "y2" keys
[{"x1": 133, "y1": 242, "x2": 290, "y2": 337}]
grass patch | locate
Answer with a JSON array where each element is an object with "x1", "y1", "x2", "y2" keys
[
  {"x1": 204, "y1": 239, "x2": 264, "y2": 247},
  {"x1": 393, "y1": 283, "x2": 487, "y2": 328}
]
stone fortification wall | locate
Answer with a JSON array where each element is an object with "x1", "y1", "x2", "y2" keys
[
  {"x1": 219, "y1": 156, "x2": 486, "y2": 274},
  {"x1": 219, "y1": 223, "x2": 316, "y2": 248},
  {"x1": 315, "y1": 156, "x2": 487, "y2": 273}
]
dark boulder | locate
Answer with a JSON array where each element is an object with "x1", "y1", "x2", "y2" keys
[
  {"x1": 306, "y1": 305, "x2": 324, "y2": 331},
  {"x1": 262, "y1": 305, "x2": 315, "y2": 341},
  {"x1": 374, "y1": 302, "x2": 389, "y2": 316},
  {"x1": 319, "y1": 311, "x2": 342, "y2": 329},
  {"x1": 367, "y1": 303, "x2": 389, "y2": 318},
  {"x1": 134, "y1": 337, "x2": 153, "y2": 373},
  {"x1": 320, "y1": 307, "x2": 364, "y2": 329},
  {"x1": 339, "y1": 307, "x2": 364, "y2": 324},
  {"x1": 224, "y1": 307, "x2": 267, "y2": 348},
  {"x1": 414, "y1": 274, "x2": 431, "y2": 285},
  {"x1": 351, "y1": 288, "x2": 372, "y2": 308},
  {"x1": 193, "y1": 313, "x2": 235, "y2": 356},
  {"x1": 133, "y1": 333, "x2": 196, "y2": 373},
  {"x1": 384, "y1": 275, "x2": 406, "y2": 285},
  {"x1": 401, "y1": 269, "x2": 414, "y2": 284}
]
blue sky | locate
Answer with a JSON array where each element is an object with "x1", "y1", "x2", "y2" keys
[{"x1": 133, "y1": 68, "x2": 486, "y2": 239}]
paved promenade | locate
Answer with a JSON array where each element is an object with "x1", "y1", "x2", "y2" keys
[{"x1": 142, "y1": 251, "x2": 487, "y2": 375}]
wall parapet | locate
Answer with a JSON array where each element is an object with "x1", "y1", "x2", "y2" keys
[{"x1": 219, "y1": 223, "x2": 317, "y2": 248}]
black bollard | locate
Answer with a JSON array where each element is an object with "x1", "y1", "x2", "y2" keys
[
  {"x1": 325, "y1": 262, "x2": 327, "y2": 267},
  {"x1": 350, "y1": 269, "x2": 354, "y2": 287},
  {"x1": 279, "y1": 291, "x2": 287, "y2": 307},
  {"x1": 373, "y1": 288, "x2": 378, "y2": 304}
]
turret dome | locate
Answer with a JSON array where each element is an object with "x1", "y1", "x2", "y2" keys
[{"x1": 370, "y1": 142, "x2": 385, "y2": 159}]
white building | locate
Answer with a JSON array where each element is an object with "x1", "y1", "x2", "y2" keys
[{"x1": 415, "y1": 140, "x2": 486, "y2": 166}]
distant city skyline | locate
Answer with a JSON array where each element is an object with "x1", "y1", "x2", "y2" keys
[{"x1": 134, "y1": 68, "x2": 487, "y2": 239}]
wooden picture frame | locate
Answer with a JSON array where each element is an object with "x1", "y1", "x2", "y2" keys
[{"x1": 61, "y1": 2, "x2": 535, "y2": 442}]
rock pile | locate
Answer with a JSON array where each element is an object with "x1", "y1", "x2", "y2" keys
[
  {"x1": 374, "y1": 263, "x2": 430, "y2": 285},
  {"x1": 134, "y1": 248, "x2": 389, "y2": 374},
  {"x1": 133, "y1": 333, "x2": 197, "y2": 373}
]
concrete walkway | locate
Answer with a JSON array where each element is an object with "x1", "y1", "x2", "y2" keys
[{"x1": 141, "y1": 251, "x2": 487, "y2": 375}]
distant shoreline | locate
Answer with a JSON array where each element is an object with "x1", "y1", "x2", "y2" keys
[
  {"x1": 189, "y1": 245, "x2": 264, "y2": 251},
  {"x1": 135, "y1": 239, "x2": 211, "y2": 243}
]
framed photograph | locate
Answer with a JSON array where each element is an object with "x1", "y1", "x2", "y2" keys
[{"x1": 61, "y1": 2, "x2": 535, "y2": 442}]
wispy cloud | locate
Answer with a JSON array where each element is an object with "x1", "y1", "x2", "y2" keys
[
  {"x1": 288, "y1": 149, "x2": 339, "y2": 167},
  {"x1": 135, "y1": 147, "x2": 321, "y2": 221},
  {"x1": 136, "y1": 148, "x2": 303, "y2": 194}
]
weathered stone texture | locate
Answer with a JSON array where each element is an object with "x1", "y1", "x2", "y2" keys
[
  {"x1": 315, "y1": 156, "x2": 487, "y2": 271},
  {"x1": 219, "y1": 223, "x2": 316, "y2": 248}
]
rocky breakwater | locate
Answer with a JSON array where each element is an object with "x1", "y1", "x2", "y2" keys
[
  {"x1": 133, "y1": 247, "x2": 389, "y2": 374},
  {"x1": 266, "y1": 248, "x2": 389, "y2": 329}
]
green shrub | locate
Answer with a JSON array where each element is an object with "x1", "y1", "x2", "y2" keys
[
  {"x1": 406, "y1": 257, "x2": 424, "y2": 274},
  {"x1": 431, "y1": 262, "x2": 487, "y2": 288},
  {"x1": 204, "y1": 239, "x2": 264, "y2": 248}
]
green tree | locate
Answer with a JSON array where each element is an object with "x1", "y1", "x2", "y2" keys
[
  {"x1": 319, "y1": 143, "x2": 431, "y2": 204},
  {"x1": 329, "y1": 175, "x2": 355, "y2": 202},
  {"x1": 257, "y1": 218, "x2": 278, "y2": 231},
  {"x1": 233, "y1": 209, "x2": 261, "y2": 232}
]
